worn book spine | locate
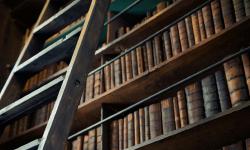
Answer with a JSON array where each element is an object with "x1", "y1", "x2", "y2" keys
[
  {"x1": 104, "y1": 65, "x2": 111, "y2": 91},
  {"x1": 162, "y1": 30, "x2": 173, "y2": 60},
  {"x1": 153, "y1": 35, "x2": 164, "y2": 65},
  {"x1": 178, "y1": 20, "x2": 189, "y2": 51},
  {"x1": 215, "y1": 70, "x2": 232, "y2": 111},
  {"x1": 185, "y1": 82, "x2": 205, "y2": 124},
  {"x1": 72, "y1": 136, "x2": 83, "y2": 150},
  {"x1": 128, "y1": 113, "x2": 135, "y2": 147},
  {"x1": 185, "y1": 16, "x2": 195, "y2": 47},
  {"x1": 131, "y1": 49, "x2": 139, "y2": 77},
  {"x1": 177, "y1": 90, "x2": 189, "y2": 127},
  {"x1": 142, "y1": 45, "x2": 149, "y2": 71},
  {"x1": 202, "y1": 4, "x2": 215, "y2": 38},
  {"x1": 220, "y1": 0, "x2": 235, "y2": 28},
  {"x1": 88, "y1": 129, "x2": 96, "y2": 150},
  {"x1": 144, "y1": 106, "x2": 150, "y2": 140},
  {"x1": 232, "y1": 0, "x2": 246, "y2": 22},
  {"x1": 96, "y1": 127, "x2": 102, "y2": 150},
  {"x1": 211, "y1": 0, "x2": 224, "y2": 33},
  {"x1": 170, "y1": 25, "x2": 181, "y2": 56},
  {"x1": 242, "y1": 53, "x2": 250, "y2": 94},
  {"x1": 245, "y1": 0, "x2": 250, "y2": 15},
  {"x1": 156, "y1": 1, "x2": 166, "y2": 13},
  {"x1": 118, "y1": 119, "x2": 124, "y2": 150},
  {"x1": 202, "y1": 75, "x2": 220, "y2": 117},
  {"x1": 121, "y1": 55, "x2": 127, "y2": 83},
  {"x1": 110, "y1": 62, "x2": 115, "y2": 89},
  {"x1": 83, "y1": 135, "x2": 89, "y2": 150},
  {"x1": 136, "y1": 46, "x2": 145, "y2": 75},
  {"x1": 149, "y1": 103, "x2": 162, "y2": 138},
  {"x1": 146, "y1": 40, "x2": 155, "y2": 69},
  {"x1": 161, "y1": 98, "x2": 175, "y2": 134},
  {"x1": 173, "y1": 96, "x2": 181, "y2": 129},
  {"x1": 224, "y1": 57, "x2": 249, "y2": 106},
  {"x1": 191, "y1": 12, "x2": 202, "y2": 44},
  {"x1": 111, "y1": 121, "x2": 119, "y2": 150},
  {"x1": 125, "y1": 51, "x2": 133, "y2": 80},
  {"x1": 94, "y1": 71, "x2": 101, "y2": 97},
  {"x1": 134, "y1": 111, "x2": 140, "y2": 145},
  {"x1": 198, "y1": 10, "x2": 207, "y2": 40},
  {"x1": 114, "y1": 59, "x2": 122, "y2": 87},
  {"x1": 123, "y1": 116, "x2": 128, "y2": 149},
  {"x1": 139, "y1": 108, "x2": 145, "y2": 143}
]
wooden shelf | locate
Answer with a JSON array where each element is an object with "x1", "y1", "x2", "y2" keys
[
  {"x1": 33, "y1": 0, "x2": 89, "y2": 37},
  {"x1": 95, "y1": 0, "x2": 206, "y2": 57},
  {"x1": 74, "y1": 16, "x2": 250, "y2": 130},
  {"x1": 15, "y1": 139, "x2": 40, "y2": 150},
  {"x1": 131, "y1": 101, "x2": 250, "y2": 150}
]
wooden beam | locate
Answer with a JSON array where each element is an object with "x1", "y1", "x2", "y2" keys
[{"x1": 38, "y1": 0, "x2": 110, "y2": 149}]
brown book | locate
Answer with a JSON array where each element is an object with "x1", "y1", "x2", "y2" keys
[
  {"x1": 211, "y1": 0, "x2": 224, "y2": 33},
  {"x1": 110, "y1": 62, "x2": 115, "y2": 89},
  {"x1": 118, "y1": 119, "x2": 124, "y2": 150},
  {"x1": 223, "y1": 141, "x2": 244, "y2": 150},
  {"x1": 202, "y1": 4, "x2": 215, "y2": 38},
  {"x1": 85, "y1": 75, "x2": 94, "y2": 102},
  {"x1": 191, "y1": 12, "x2": 202, "y2": 44},
  {"x1": 96, "y1": 127, "x2": 102, "y2": 150},
  {"x1": 149, "y1": 103, "x2": 162, "y2": 138},
  {"x1": 83, "y1": 135, "x2": 89, "y2": 150},
  {"x1": 170, "y1": 25, "x2": 181, "y2": 56},
  {"x1": 142, "y1": 45, "x2": 149, "y2": 71},
  {"x1": 245, "y1": 0, "x2": 250, "y2": 15},
  {"x1": 224, "y1": 58, "x2": 249, "y2": 106},
  {"x1": 232, "y1": 0, "x2": 246, "y2": 22},
  {"x1": 121, "y1": 55, "x2": 127, "y2": 83},
  {"x1": 185, "y1": 82, "x2": 205, "y2": 124},
  {"x1": 72, "y1": 136, "x2": 83, "y2": 150},
  {"x1": 242, "y1": 53, "x2": 250, "y2": 94},
  {"x1": 23, "y1": 78, "x2": 31, "y2": 92},
  {"x1": 162, "y1": 30, "x2": 173, "y2": 60},
  {"x1": 177, "y1": 90, "x2": 189, "y2": 127},
  {"x1": 198, "y1": 10, "x2": 207, "y2": 40},
  {"x1": 215, "y1": 70, "x2": 232, "y2": 111},
  {"x1": 94, "y1": 71, "x2": 101, "y2": 97},
  {"x1": 114, "y1": 59, "x2": 122, "y2": 87},
  {"x1": 220, "y1": 0, "x2": 235, "y2": 28},
  {"x1": 246, "y1": 138, "x2": 250, "y2": 150},
  {"x1": 161, "y1": 98, "x2": 175, "y2": 134},
  {"x1": 123, "y1": 116, "x2": 128, "y2": 149},
  {"x1": 128, "y1": 113, "x2": 135, "y2": 147},
  {"x1": 88, "y1": 129, "x2": 96, "y2": 150},
  {"x1": 156, "y1": 1, "x2": 166, "y2": 13},
  {"x1": 178, "y1": 20, "x2": 189, "y2": 51},
  {"x1": 139, "y1": 108, "x2": 145, "y2": 143},
  {"x1": 111, "y1": 121, "x2": 119, "y2": 150},
  {"x1": 144, "y1": 106, "x2": 150, "y2": 140},
  {"x1": 118, "y1": 26, "x2": 125, "y2": 38},
  {"x1": 125, "y1": 51, "x2": 133, "y2": 80},
  {"x1": 185, "y1": 16, "x2": 195, "y2": 47},
  {"x1": 104, "y1": 64, "x2": 111, "y2": 91},
  {"x1": 136, "y1": 46, "x2": 145, "y2": 74},
  {"x1": 173, "y1": 96, "x2": 181, "y2": 129},
  {"x1": 153, "y1": 35, "x2": 164, "y2": 65},
  {"x1": 131, "y1": 49, "x2": 138, "y2": 77},
  {"x1": 201, "y1": 75, "x2": 220, "y2": 117},
  {"x1": 134, "y1": 111, "x2": 140, "y2": 145},
  {"x1": 146, "y1": 40, "x2": 155, "y2": 69}
]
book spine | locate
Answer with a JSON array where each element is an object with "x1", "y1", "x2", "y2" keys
[
  {"x1": 128, "y1": 113, "x2": 135, "y2": 147},
  {"x1": 202, "y1": 4, "x2": 215, "y2": 38},
  {"x1": 198, "y1": 10, "x2": 207, "y2": 40},
  {"x1": 125, "y1": 52, "x2": 133, "y2": 80},
  {"x1": 121, "y1": 55, "x2": 127, "y2": 83},
  {"x1": 118, "y1": 119, "x2": 124, "y2": 150},
  {"x1": 220, "y1": 0, "x2": 235, "y2": 28},
  {"x1": 131, "y1": 49, "x2": 139, "y2": 77},
  {"x1": 177, "y1": 90, "x2": 189, "y2": 127},
  {"x1": 178, "y1": 20, "x2": 189, "y2": 51},
  {"x1": 136, "y1": 46, "x2": 145, "y2": 75},
  {"x1": 185, "y1": 82, "x2": 205, "y2": 124},
  {"x1": 201, "y1": 75, "x2": 220, "y2": 117},
  {"x1": 232, "y1": 0, "x2": 246, "y2": 22},
  {"x1": 156, "y1": 1, "x2": 166, "y2": 13},
  {"x1": 170, "y1": 25, "x2": 181, "y2": 56},
  {"x1": 94, "y1": 71, "x2": 101, "y2": 97},
  {"x1": 211, "y1": 0, "x2": 224, "y2": 33},
  {"x1": 242, "y1": 53, "x2": 250, "y2": 94},
  {"x1": 134, "y1": 111, "x2": 140, "y2": 145},
  {"x1": 83, "y1": 135, "x2": 89, "y2": 150},
  {"x1": 224, "y1": 58, "x2": 249, "y2": 106},
  {"x1": 215, "y1": 70, "x2": 232, "y2": 111},
  {"x1": 142, "y1": 45, "x2": 149, "y2": 71},
  {"x1": 146, "y1": 40, "x2": 155, "y2": 69},
  {"x1": 245, "y1": 0, "x2": 250, "y2": 15},
  {"x1": 144, "y1": 106, "x2": 150, "y2": 140},
  {"x1": 72, "y1": 136, "x2": 83, "y2": 150},
  {"x1": 96, "y1": 127, "x2": 102, "y2": 150},
  {"x1": 185, "y1": 16, "x2": 195, "y2": 47},
  {"x1": 114, "y1": 59, "x2": 122, "y2": 87},
  {"x1": 88, "y1": 129, "x2": 96, "y2": 150},
  {"x1": 161, "y1": 98, "x2": 175, "y2": 134},
  {"x1": 149, "y1": 103, "x2": 162, "y2": 138},
  {"x1": 123, "y1": 116, "x2": 128, "y2": 149},
  {"x1": 162, "y1": 30, "x2": 173, "y2": 60},
  {"x1": 110, "y1": 62, "x2": 115, "y2": 89},
  {"x1": 173, "y1": 96, "x2": 181, "y2": 129},
  {"x1": 246, "y1": 138, "x2": 250, "y2": 150},
  {"x1": 153, "y1": 35, "x2": 164, "y2": 65},
  {"x1": 104, "y1": 65, "x2": 111, "y2": 91},
  {"x1": 111, "y1": 121, "x2": 119, "y2": 150},
  {"x1": 139, "y1": 108, "x2": 145, "y2": 143},
  {"x1": 191, "y1": 12, "x2": 202, "y2": 44}
]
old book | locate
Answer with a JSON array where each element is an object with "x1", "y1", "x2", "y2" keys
[
  {"x1": 136, "y1": 46, "x2": 145, "y2": 74},
  {"x1": 201, "y1": 75, "x2": 220, "y2": 117},
  {"x1": 123, "y1": 116, "x2": 128, "y2": 149},
  {"x1": 134, "y1": 111, "x2": 140, "y2": 145},
  {"x1": 88, "y1": 129, "x2": 96, "y2": 150},
  {"x1": 162, "y1": 30, "x2": 173, "y2": 60},
  {"x1": 191, "y1": 12, "x2": 202, "y2": 44},
  {"x1": 131, "y1": 50, "x2": 139, "y2": 77},
  {"x1": 170, "y1": 25, "x2": 181, "y2": 56},
  {"x1": 177, "y1": 90, "x2": 189, "y2": 127},
  {"x1": 128, "y1": 113, "x2": 135, "y2": 147},
  {"x1": 224, "y1": 58, "x2": 249, "y2": 106},
  {"x1": 104, "y1": 65, "x2": 111, "y2": 91},
  {"x1": 139, "y1": 108, "x2": 145, "y2": 143},
  {"x1": 72, "y1": 136, "x2": 83, "y2": 150},
  {"x1": 161, "y1": 98, "x2": 175, "y2": 134},
  {"x1": 146, "y1": 40, "x2": 155, "y2": 69},
  {"x1": 223, "y1": 141, "x2": 244, "y2": 150},
  {"x1": 118, "y1": 26, "x2": 125, "y2": 38},
  {"x1": 153, "y1": 35, "x2": 164, "y2": 65},
  {"x1": 83, "y1": 135, "x2": 89, "y2": 150},
  {"x1": 202, "y1": 4, "x2": 215, "y2": 38},
  {"x1": 173, "y1": 96, "x2": 181, "y2": 129},
  {"x1": 121, "y1": 55, "x2": 127, "y2": 83},
  {"x1": 198, "y1": 10, "x2": 207, "y2": 40},
  {"x1": 211, "y1": 0, "x2": 224, "y2": 33},
  {"x1": 178, "y1": 20, "x2": 189, "y2": 51},
  {"x1": 246, "y1": 138, "x2": 250, "y2": 150},
  {"x1": 111, "y1": 121, "x2": 119, "y2": 150},
  {"x1": 242, "y1": 53, "x2": 250, "y2": 94},
  {"x1": 23, "y1": 78, "x2": 31, "y2": 92},
  {"x1": 94, "y1": 71, "x2": 101, "y2": 97},
  {"x1": 185, "y1": 82, "x2": 205, "y2": 124},
  {"x1": 142, "y1": 45, "x2": 149, "y2": 71},
  {"x1": 149, "y1": 103, "x2": 162, "y2": 138},
  {"x1": 114, "y1": 59, "x2": 122, "y2": 87},
  {"x1": 215, "y1": 70, "x2": 232, "y2": 111},
  {"x1": 85, "y1": 75, "x2": 94, "y2": 102},
  {"x1": 185, "y1": 16, "x2": 195, "y2": 47},
  {"x1": 118, "y1": 119, "x2": 124, "y2": 150},
  {"x1": 232, "y1": 0, "x2": 246, "y2": 22},
  {"x1": 156, "y1": 1, "x2": 166, "y2": 13},
  {"x1": 245, "y1": 0, "x2": 250, "y2": 15},
  {"x1": 110, "y1": 62, "x2": 115, "y2": 89},
  {"x1": 125, "y1": 51, "x2": 133, "y2": 80},
  {"x1": 96, "y1": 127, "x2": 102, "y2": 150},
  {"x1": 220, "y1": 0, "x2": 235, "y2": 28},
  {"x1": 144, "y1": 106, "x2": 150, "y2": 140}
]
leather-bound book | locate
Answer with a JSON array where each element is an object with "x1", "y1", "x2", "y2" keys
[
  {"x1": 185, "y1": 82, "x2": 205, "y2": 124},
  {"x1": 220, "y1": 0, "x2": 235, "y2": 28},
  {"x1": 173, "y1": 96, "x2": 181, "y2": 129},
  {"x1": 170, "y1": 25, "x2": 181, "y2": 56},
  {"x1": 153, "y1": 35, "x2": 164, "y2": 65},
  {"x1": 177, "y1": 90, "x2": 189, "y2": 127},
  {"x1": 142, "y1": 45, "x2": 149, "y2": 71},
  {"x1": 224, "y1": 58, "x2": 249, "y2": 106},
  {"x1": 156, "y1": 1, "x2": 166, "y2": 13},
  {"x1": 215, "y1": 70, "x2": 232, "y2": 111},
  {"x1": 123, "y1": 116, "x2": 128, "y2": 149},
  {"x1": 110, "y1": 62, "x2": 115, "y2": 89},
  {"x1": 161, "y1": 98, "x2": 175, "y2": 134},
  {"x1": 136, "y1": 46, "x2": 145, "y2": 74},
  {"x1": 128, "y1": 113, "x2": 135, "y2": 147},
  {"x1": 232, "y1": 0, "x2": 246, "y2": 22},
  {"x1": 146, "y1": 40, "x2": 155, "y2": 69},
  {"x1": 245, "y1": 0, "x2": 250, "y2": 15},
  {"x1": 118, "y1": 119, "x2": 124, "y2": 150},
  {"x1": 149, "y1": 103, "x2": 162, "y2": 138},
  {"x1": 96, "y1": 127, "x2": 102, "y2": 150},
  {"x1": 242, "y1": 53, "x2": 250, "y2": 94},
  {"x1": 144, "y1": 106, "x2": 150, "y2": 140},
  {"x1": 88, "y1": 129, "x2": 96, "y2": 150},
  {"x1": 139, "y1": 108, "x2": 145, "y2": 143},
  {"x1": 85, "y1": 75, "x2": 94, "y2": 102},
  {"x1": 223, "y1": 141, "x2": 244, "y2": 150},
  {"x1": 201, "y1": 75, "x2": 220, "y2": 117},
  {"x1": 125, "y1": 51, "x2": 133, "y2": 80},
  {"x1": 134, "y1": 111, "x2": 140, "y2": 145},
  {"x1": 71, "y1": 136, "x2": 83, "y2": 150},
  {"x1": 111, "y1": 121, "x2": 119, "y2": 150},
  {"x1": 114, "y1": 59, "x2": 122, "y2": 87},
  {"x1": 83, "y1": 135, "x2": 89, "y2": 150},
  {"x1": 131, "y1": 50, "x2": 139, "y2": 77},
  {"x1": 202, "y1": 4, "x2": 215, "y2": 38},
  {"x1": 178, "y1": 20, "x2": 189, "y2": 51},
  {"x1": 211, "y1": 0, "x2": 224, "y2": 33},
  {"x1": 104, "y1": 65, "x2": 111, "y2": 91},
  {"x1": 162, "y1": 30, "x2": 173, "y2": 60},
  {"x1": 118, "y1": 26, "x2": 125, "y2": 38},
  {"x1": 191, "y1": 12, "x2": 202, "y2": 44},
  {"x1": 121, "y1": 55, "x2": 127, "y2": 83},
  {"x1": 198, "y1": 10, "x2": 207, "y2": 40},
  {"x1": 185, "y1": 16, "x2": 195, "y2": 47}
]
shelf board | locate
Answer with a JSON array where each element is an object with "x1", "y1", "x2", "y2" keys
[
  {"x1": 33, "y1": 0, "x2": 89, "y2": 37},
  {"x1": 0, "y1": 76, "x2": 64, "y2": 126},
  {"x1": 74, "y1": 16, "x2": 250, "y2": 130},
  {"x1": 15, "y1": 27, "x2": 80, "y2": 73},
  {"x1": 95, "y1": 0, "x2": 206, "y2": 56},
  {"x1": 15, "y1": 139, "x2": 40, "y2": 150}
]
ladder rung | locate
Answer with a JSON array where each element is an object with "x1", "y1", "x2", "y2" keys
[
  {"x1": 15, "y1": 139, "x2": 41, "y2": 150},
  {"x1": 33, "y1": 0, "x2": 89, "y2": 36},
  {"x1": 0, "y1": 76, "x2": 64, "y2": 126},
  {"x1": 15, "y1": 27, "x2": 81, "y2": 73}
]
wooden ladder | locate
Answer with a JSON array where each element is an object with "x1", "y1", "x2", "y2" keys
[{"x1": 0, "y1": 0, "x2": 110, "y2": 149}]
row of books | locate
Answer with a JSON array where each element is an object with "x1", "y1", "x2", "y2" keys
[
  {"x1": 108, "y1": 51, "x2": 250, "y2": 149},
  {"x1": 83, "y1": 0, "x2": 250, "y2": 102},
  {"x1": 0, "y1": 100, "x2": 55, "y2": 140}
]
